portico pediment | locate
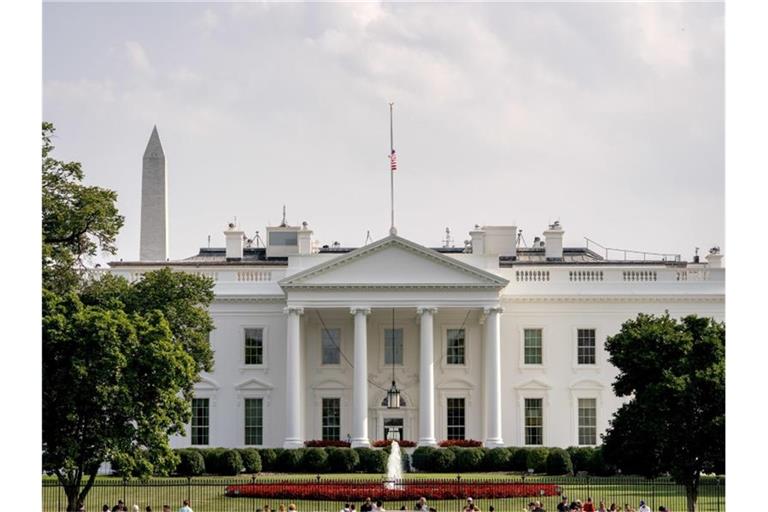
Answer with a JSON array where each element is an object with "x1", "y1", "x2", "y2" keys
[{"x1": 279, "y1": 235, "x2": 508, "y2": 290}]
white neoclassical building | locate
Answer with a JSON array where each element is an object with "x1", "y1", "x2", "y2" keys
[{"x1": 108, "y1": 128, "x2": 725, "y2": 450}]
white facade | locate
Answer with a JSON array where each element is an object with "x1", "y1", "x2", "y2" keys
[{"x1": 111, "y1": 129, "x2": 725, "y2": 450}]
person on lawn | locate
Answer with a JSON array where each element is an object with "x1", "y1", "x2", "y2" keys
[
  {"x1": 178, "y1": 499, "x2": 193, "y2": 512},
  {"x1": 361, "y1": 497, "x2": 374, "y2": 512},
  {"x1": 414, "y1": 497, "x2": 428, "y2": 511},
  {"x1": 557, "y1": 497, "x2": 569, "y2": 512},
  {"x1": 583, "y1": 497, "x2": 595, "y2": 512},
  {"x1": 637, "y1": 501, "x2": 650, "y2": 512}
]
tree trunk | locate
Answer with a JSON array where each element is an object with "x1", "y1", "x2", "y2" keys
[
  {"x1": 685, "y1": 482, "x2": 699, "y2": 512},
  {"x1": 65, "y1": 486, "x2": 80, "y2": 512}
]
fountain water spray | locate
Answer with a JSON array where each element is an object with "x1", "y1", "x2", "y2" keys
[{"x1": 384, "y1": 440, "x2": 403, "y2": 490}]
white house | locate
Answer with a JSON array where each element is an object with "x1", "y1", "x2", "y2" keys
[{"x1": 108, "y1": 128, "x2": 725, "y2": 450}]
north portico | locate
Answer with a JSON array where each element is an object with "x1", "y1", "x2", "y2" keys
[{"x1": 278, "y1": 235, "x2": 509, "y2": 449}]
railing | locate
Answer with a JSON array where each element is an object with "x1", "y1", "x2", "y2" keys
[
  {"x1": 41, "y1": 475, "x2": 725, "y2": 512},
  {"x1": 237, "y1": 270, "x2": 273, "y2": 282},
  {"x1": 516, "y1": 270, "x2": 551, "y2": 282},
  {"x1": 569, "y1": 270, "x2": 603, "y2": 282},
  {"x1": 622, "y1": 270, "x2": 657, "y2": 282}
]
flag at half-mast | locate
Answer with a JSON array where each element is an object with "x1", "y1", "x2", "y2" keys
[{"x1": 389, "y1": 149, "x2": 397, "y2": 171}]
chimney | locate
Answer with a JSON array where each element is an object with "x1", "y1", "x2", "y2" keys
[
  {"x1": 297, "y1": 221, "x2": 313, "y2": 255},
  {"x1": 705, "y1": 246, "x2": 723, "y2": 268},
  {"x1": 543, "y1": 221, "x2": 564, "y2": 260},
  {"x1": 469, "y1": 225, "x2": 486, "y2": 255},
  {"x1": 224, "y1": 223, "x2": 244, "y2": 261}
]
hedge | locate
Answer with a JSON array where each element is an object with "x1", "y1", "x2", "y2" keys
[
  {"x1": 276, "y1": 448, "x2": 305, "y2": 472},
  {"x1": 174, "y1": 449, "x2": 205, "y2": 476},
  {"x1": 455, "y1": 448, "x2": 485, "y2": 472},
  {"x1": 301, "y1": 447, "x2": 329, "y2": 473},
  {"x1": 411, "y1": 447, "x2": 436, "y2": 471},
  {"x1": 545, "y1": 448, "x2": 573, "y2": 475},
  {"x1": 430, "y1": 448, "x2": 456, "y2": 472},
  {"x1": 527, "y1": 447, "x2": 549, "y2": 473},
  {"x1": 237, "y1": 448, "x2": 262, "y2": 474},
  {"x1": 355, "y1": 448, "x2": 388, "y2": 473},
  {"x1": 484, "y1": 447, "x2": 511, "y2": 471},
  {"x1": 257, "y1": 448, "x2": 279, "y2": 472},
  {"x1": 327, "y1": 447, "x2": 359, "y2": 473}
]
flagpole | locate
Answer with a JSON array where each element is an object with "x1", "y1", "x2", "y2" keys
[{"x1": 389, "y1": 102, "x2": 396, "y2": 236}]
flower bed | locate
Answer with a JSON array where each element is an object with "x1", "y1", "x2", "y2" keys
[
  {"x1": 438, "y1": 439, "x2": 483, "y2": 447},
  {"x1": 303, "y1": 440, "x2": 351, "y2": 448},
  {"x1": 371, "y1": 439, "x2": 417, "y2": 448},
  {"x1": 225, "y1": 480, "x2": 559, "y2": 501}
]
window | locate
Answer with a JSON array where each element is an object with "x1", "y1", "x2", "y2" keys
[
  {"x1": 321, "y1": 398, "x2": 341, "y2": 441},
  {"x1": 524, "y1": 329, "x2": 543, "y2": 365},
  {"x1": 384, "y1": 328, "x2": 403, "y2": 365},
  {"x1": 191, "y1": 398, "x2": 209, "y2": 445},
  {"x1": 524, "y1": 398, "x2": 543, "y2": 445},
  {"x1": 578, "y1": 398, "x2": 597, "y2": 445},
  {"x1": 321, "y1": 328, "x2": 341, "y2": 365},
  {"x1": 446, "y1": 398, "x2": 466, "y2": 440},
  {"x1": 269, "y1": 231, "x2": 298, "y2": 246},
  {"x1": 245, "y1": 328, "x2": 263, "y2": 365},
  {"x1": 577, "y1": 329, "x2": 596, "y2": 365},
  {"x1": 384, "y1": 418, "x2": 404, "y2": 441},
  {"x1": 446, "y1": 329, "x2": 466, "y2": 365},
  {"x1": 244, "y1": 398, "x2": 263, "y2": 445}
]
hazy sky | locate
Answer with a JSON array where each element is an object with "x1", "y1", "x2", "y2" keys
[{"x1": 43, "y1": 2, "x2": 724, "y2": 262}]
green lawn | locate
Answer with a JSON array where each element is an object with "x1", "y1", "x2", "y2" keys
[{"x1": 42, "y1": 474, "x2": 725, "y2": 512}]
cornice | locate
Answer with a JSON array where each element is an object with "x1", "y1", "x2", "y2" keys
[
  {"x1": 214, "y1": 295, "x2": 286, "y2": 304},
  {"x1": 283, "y1": 282, "x2": 502, "y2": 290},
  {"x1": 501, "y1": 295, "x2": 724, "y2": 304}
]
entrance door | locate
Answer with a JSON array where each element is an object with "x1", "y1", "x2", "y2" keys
[{"x1": 384, "y1": 418, "x2": 404, "y2": 441}]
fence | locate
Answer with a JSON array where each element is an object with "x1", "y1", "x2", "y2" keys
[{"x1": 42, "y1": 475, "x2": 725, "y2": 512}]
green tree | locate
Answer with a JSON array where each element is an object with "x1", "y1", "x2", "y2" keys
[
  {"x1": 602, "y1": 314, "x2": 725, "y2": 512},
  {"x1": 41, "y1": 123, "x2": 215, "y2": 510},
  {"x1": 42, "y1": 122, "x2": 124, "y2": 293}
]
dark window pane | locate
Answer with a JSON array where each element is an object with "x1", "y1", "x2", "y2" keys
[
  {"x1": 322, "y1": 398, "x2": 341, "y2": 441},
  {"x1": 446, "y1": 329, "x2": 465, "y2": 365},
  {"x1": 244, "y1": 398, "x2": 263, "y2": 445},
  {"x1": 269, "y1": 232, "x2": 298, "y2": 246},
  {"x1": 524, "y1": 329, "x2": 543, "y2": 365},
  {"x1": 578, "y1": 398, "x2": 597, "y2": 445},
  {"x1": 191, "y1": 398, "x2": 209, "y2": 446},
  {"x1": 384, "y1": 328, "x2": 403, "y2": 365},
  {"x1": 577, "y1": 329, "x2": 596, "y2": 365},
  {"x1": 321, "y1": 328, "x2": 341, "y2": 365},
  {"x1": 524, "y1": 398, "x2": 543, "y2": 446},
  {"x1": 245, "y1": 328, "x2": 263, "y2": 365},
  {"x1": 447, "y1": 398, "x2": 466, "y2": 440}
]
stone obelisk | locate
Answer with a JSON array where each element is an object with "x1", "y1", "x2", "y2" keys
[{"x1": 139, "y1": 126, "x2": 168, "y2": 261}]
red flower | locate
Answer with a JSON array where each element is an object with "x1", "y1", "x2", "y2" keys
[
  {"x1": 303, "y1": 440, "x2": 352, "y2": 448},
  {"x1": 438, "y1": 439, "x2": 483, "y2": 447},
  {"x1": 225, "y1": 480, "x2": 559, "y2": 501},
  {"x1": 371, "y1": 439, "x2": 417, "y2": 448}
]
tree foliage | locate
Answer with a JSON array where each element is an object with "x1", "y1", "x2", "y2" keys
[
  {"x1": 602, "y1": 313, "x2": 725, "y2": 512},
  {"x1": 41, "y1": 123, "x2": 214, "y2": 511},
  {"x1": 42, "y1": 122, "x2": 124, "y2": 293}
]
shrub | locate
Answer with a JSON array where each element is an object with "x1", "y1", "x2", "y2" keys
[
  {"x1": 277, "y1": 448, "x2": 305, "y2": 472},
  {"x1": 209, "y1": 449, "x2": 242, "y2": 476},
  {"x1": 327, "y1": 447, "x2": 359, "y2": 473},
  {"x1": 511, "y1": 447, "x2": 530, "y2": 471},
  {"x1": 455, "y1": 448, "x2": 485, "y2": 472},
  {"x1": 590, "y1": 446, "x2": 616, "y2": 476},
  {"x1": 355, "y1": 448, "x2": 387, "y2": 473},
  {"x1": 567, "y1": 447, "x2": 596, "y2": 474},
  {"x1": 301, "y1": 447, "x2": 328, "y2": 473},
  {"x1": 237, "y1": 448, "x2": 262, "y2": 474},
  {"x1": 430, "y1": 448, "x2": 456, "y2": 472},
  {"x1": 258, "y1": 449, "x2": 278, "y2": 472},
  {"x1": 545, "y1": 448, "x2": 573, "y2": 475},
  {"x1": 200, "y1": 448, "x2": 226, "y2": 474},
  {"x1": 372, "y1": 439, "x2": 417, "y2": 448},
  {"x1": 411, "y1": 446, "x2": 437, "y2": 471},
  {"x1": 527, "y1": 447, "x2": 549, "y2": 473},
  {"x1": 484, "y1": 447, "x2": 511, "y2": 471},
  {"x1": 175, "y1": 449, "x2": 205, "y2": 476}
]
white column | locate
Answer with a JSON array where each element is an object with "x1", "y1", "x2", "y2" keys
[
  {"x1": 283, "y1": 306, "x2": 304, "y2": 448},
  {"x1": 350, "y1": 307, "x2": 371, "y2": 448},
  {"x1": 417, "y1": 307, "x2": 438, "y2": 446},
  {"x1": 483, "y1": 306, "x2": 505, "y2": 447}
]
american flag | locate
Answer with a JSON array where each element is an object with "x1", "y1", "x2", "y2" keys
[{"x1": 390, "y1": 149, "x2": 397, "y2": 171}]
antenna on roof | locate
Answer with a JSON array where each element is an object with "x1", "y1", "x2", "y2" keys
[
  {"x1": 364, "y1": 230, "x2": 373, "y2": 245},
  {"x1": 254, "y1": 231, "x2": 263, "y2": 248},
  {"x1": 280, "y1": 206, "x2": 287, "y2": 227},
  {"x1": 207, "y1": 235, "x2": 211, "y2": 248},
  {"x1": 442, "y1": 227, "x2": 454, "y2": 248},
  {"x1": 517, "y1": 228, "x2": 527, "y2": 248}
]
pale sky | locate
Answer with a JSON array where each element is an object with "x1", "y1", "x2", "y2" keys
[{"x1": 42, "y1": 2, "x2": 724, "y2": 262}]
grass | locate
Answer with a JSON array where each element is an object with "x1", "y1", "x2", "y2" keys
[{"x1": 42, "y1": 473, "x2": 725, "y2": 512}]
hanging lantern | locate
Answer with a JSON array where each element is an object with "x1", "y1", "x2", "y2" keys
[{"x1": 386, "y1": 380, "x2": 401, "y2": 410}]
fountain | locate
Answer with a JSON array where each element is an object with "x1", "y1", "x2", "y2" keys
[{"x1": 384, "y1": 440, "x2": 403, "y2": 490}]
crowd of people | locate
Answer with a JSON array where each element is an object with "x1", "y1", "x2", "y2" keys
[{"x1": 75, "y1": 495, "x2": 671, "y2": 512}]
